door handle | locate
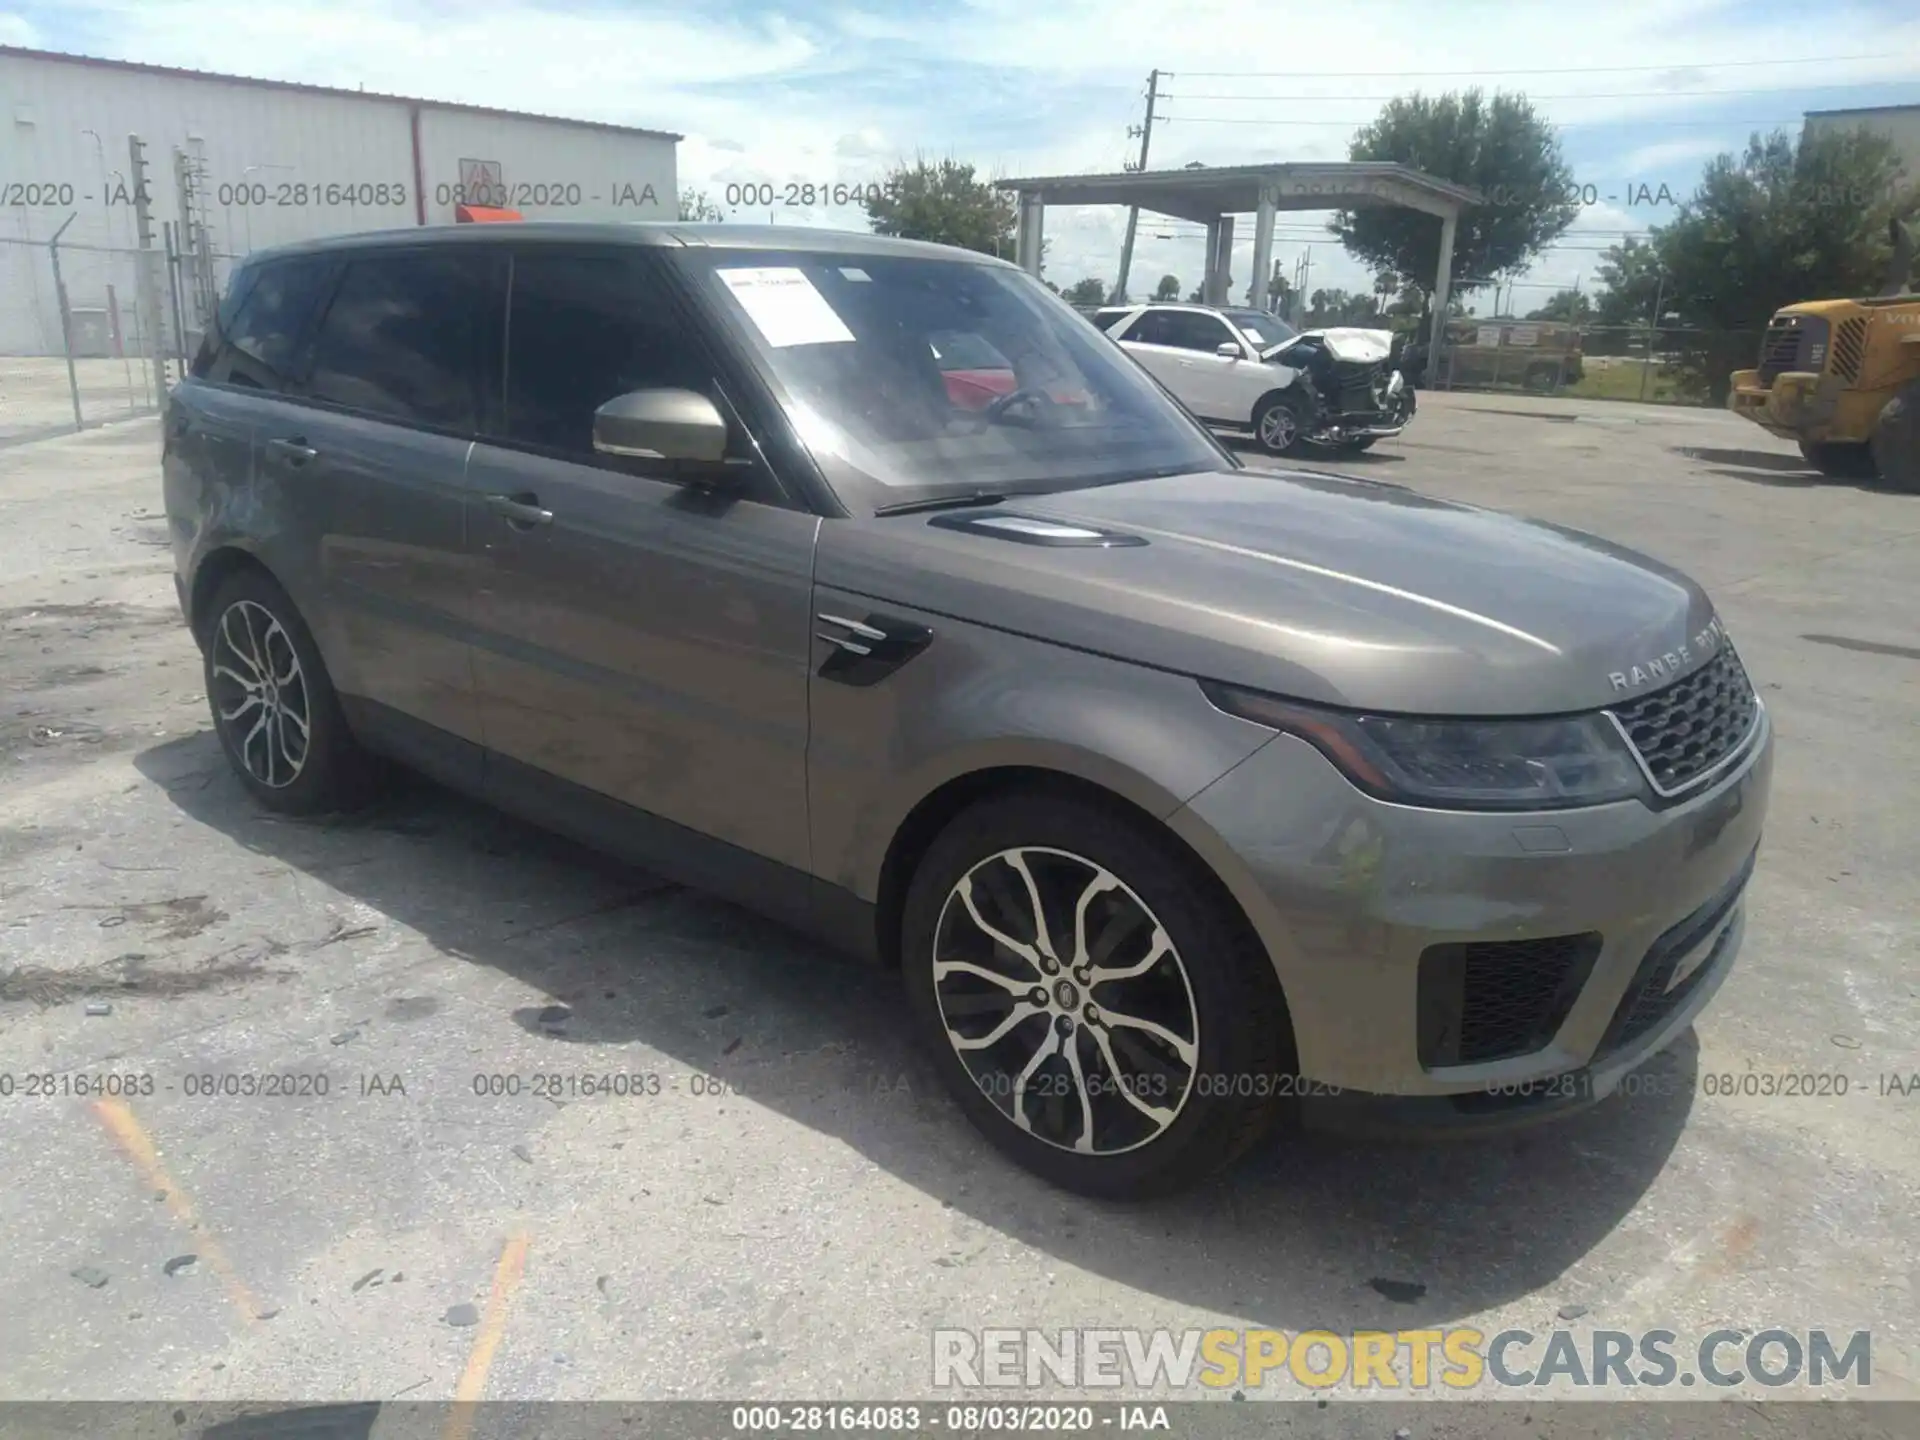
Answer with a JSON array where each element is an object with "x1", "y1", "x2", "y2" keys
[
  {"x1": 265, "y1": 436, "x2": 317, "y2": 465},
  {"x1": 486, "y1": 493, "x2": 554, "y2": 528}
]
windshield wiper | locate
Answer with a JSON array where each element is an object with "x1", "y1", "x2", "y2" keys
[{"x1": 874, "y1": 489, "x2": 1010, "y2": 517}]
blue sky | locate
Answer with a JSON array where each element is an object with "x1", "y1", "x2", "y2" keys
[{"x1": 6, "y1": 0, "x2": 1918, "y2": 307}]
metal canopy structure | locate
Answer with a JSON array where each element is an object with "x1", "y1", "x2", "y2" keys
[{"x1": 996, "y1": 162, "x2": 1481, "y2": 353}]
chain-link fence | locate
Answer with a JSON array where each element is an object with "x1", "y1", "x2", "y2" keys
[
  {"x1": 1419, "y1": 322, "x2": 1767, "y2": 408},
  {"x1": 1, "y1": 223, "x2": 241, "y2": 446}
]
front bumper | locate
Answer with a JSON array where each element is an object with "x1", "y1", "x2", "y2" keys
[
  {"x1": 1170, "y1": 706, "x2": 1772, "y2": 1121},
  {"x1": 1727, "y1": 368, "x2": 1839, "y2": 440}
]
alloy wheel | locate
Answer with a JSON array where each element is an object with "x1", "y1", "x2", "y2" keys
[
  {"x1": 1259, "y1": 404, "x2": 1297, "y2": 451},
  {"x1": 930, "y1": 846, "x2": 1200, "y2": 1155},
  {"x1": 208, "y1": 599, "x2": 311, "y2": 788}
]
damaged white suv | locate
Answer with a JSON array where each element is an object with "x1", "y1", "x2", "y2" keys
[{"x1": 1094, "y1": 303, "x2": 1414, "y2": 457}]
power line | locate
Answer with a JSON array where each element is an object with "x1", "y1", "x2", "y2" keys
[
  {"x1": 1168, "y1": 53, "x2": 1891, "y2": 79},
  {"x1": 1160, "y1": 80, "x2": 1919, "y2": 101},
  {"x1": 1162, "y1": 114, "x2": 1807, "y2": 127}
]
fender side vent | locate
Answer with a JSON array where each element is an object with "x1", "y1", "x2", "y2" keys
[{"x1": 816, "y1": 611, "x2": 934, "y2": 687}]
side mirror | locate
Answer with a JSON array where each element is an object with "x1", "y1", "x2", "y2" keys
[
  {"x1": 593, "y1": 388, "x2": 730, "y2": 466},
  {"x1": 1215, "y1": 341, "x2": 1243, "y2": 360}
]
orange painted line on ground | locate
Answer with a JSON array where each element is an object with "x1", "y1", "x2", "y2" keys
[
  {"x1": 91, "y1": 1097, "x2": 263, "y2": 1324},
  {"x1": 443, "y1": 1228, "x2": 533, "y2": 1440}
]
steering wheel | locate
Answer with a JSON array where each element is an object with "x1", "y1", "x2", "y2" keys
[{"x1": 978, "y1": 386, "x2": 1057, "y2": 428}]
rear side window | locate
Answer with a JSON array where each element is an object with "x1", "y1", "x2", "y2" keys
[
  {"x1": 197, "y1": 258, "x2": 332, "y2": 390},
  {"x1": 303, "y1": 251, "x2": 494, "y2": 430},
  {"x1": 498, "y1": 251, "x2": 731, "y2": 459},
  {"x1": 1129, "y1": 310, "x2": 1236, "y2": 353}
]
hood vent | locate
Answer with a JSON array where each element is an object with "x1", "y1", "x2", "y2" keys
[{"x1": 927, "y1": 511, "x2": 1146, "y2": 548}]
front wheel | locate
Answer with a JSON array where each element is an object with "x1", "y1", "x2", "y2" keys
[
  {"x1": 1798, "y1": 439, "x2": 1875, "y2": 479},
  {"x1": 1253, "y1": 391, "x2": 1311, "y2": 456},
  {"x1": 901, "y1": 793, "x2": 1296, "y2": 1199},
  {"x1": 1333, "y1": 437, "x2": 1379, "y2": 455},
  {"x1": 1870, "y1": 382, "x2": 1920, "y2": 493}
]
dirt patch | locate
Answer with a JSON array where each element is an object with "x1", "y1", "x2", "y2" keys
[
  {"x1": 0, "y1": 943, "x2": 291, "y2": 1007},
  {"x1": 66, "y1": 894, "x2": 230, "y2": 942}
]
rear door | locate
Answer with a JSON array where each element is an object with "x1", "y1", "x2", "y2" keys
[
  {"x1": 272, "y1": 246, "x2": 503, "y2": 782},
  {"x1": 166, "y1": 256, "x2": 336, "y2": 625},
  {"x1": 465, "y1": 246, "x2": 818, "y2": 880}
]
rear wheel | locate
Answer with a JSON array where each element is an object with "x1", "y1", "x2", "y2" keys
[
  {"x1": 202, "y1": 567, "x2": 378, "y2": 814},
  {"x1": 901, "y1": 792, "x2": 1295, "y2": 1199},
  {"x1": 1798, "y1": 439, "x2": 1876, "y2": 479},
  {"x1": 1870, "y1": 382, "x2": 1920, "y2": 493},
  {"x1": 1253, "y1": 391, "x2": 1311, "y2": 456}
]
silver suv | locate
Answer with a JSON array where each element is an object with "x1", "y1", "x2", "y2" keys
[{"x1": 164, "y1": 224, "x2": 1771, "y2": 1198}]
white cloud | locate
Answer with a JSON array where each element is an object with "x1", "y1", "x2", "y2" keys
[{"x1": 18, "y1": 0, "x2": 1920, "y2": 298}]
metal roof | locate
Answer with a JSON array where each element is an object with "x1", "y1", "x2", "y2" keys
[
  {"x1": 996, "y1": 162, "x2": 1480, "y2": 222},
  {"x1": 0, "y1": 45, "x2": 683, "y2": 142},
  {"x1": 1802, "y1": 102, "x2": 1920, "y2": 118}
]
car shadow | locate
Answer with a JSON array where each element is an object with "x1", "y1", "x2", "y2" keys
[
  {"x1": 136, "y1": 732, "x2": 1695, "y2": 1332},
  {"x1": 1678, "y1": 446, "x2": 1889, "y2": 492}
]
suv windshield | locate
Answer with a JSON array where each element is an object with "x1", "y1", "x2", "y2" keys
[
  {"x1": 688, "y1": 250, "x2": 1226, "y2": 508},
  {"x1": 1219, "y1": 307, "x2": 1298, "y2": 353}
]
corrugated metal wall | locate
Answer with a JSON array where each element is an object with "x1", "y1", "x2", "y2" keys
[{"x1": 0, "y1": 50, "x2": 677, "y2": 355}]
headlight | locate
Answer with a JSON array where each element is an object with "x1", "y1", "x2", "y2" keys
[{"x1": 1201, "y1": 682, "x2": 1647, "y2": 811}]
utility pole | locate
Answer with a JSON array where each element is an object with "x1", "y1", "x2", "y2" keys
[
  {"x1": 127, "y1": 134, "x2": 168, "y2": 404},
  {"x1": 1111, "y1": 68, "x2": 1159, "y2": 304}
]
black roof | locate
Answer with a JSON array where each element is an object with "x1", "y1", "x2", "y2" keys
[{"x1": 243, "y1": 222, "x2": 1018, "y2": 268}]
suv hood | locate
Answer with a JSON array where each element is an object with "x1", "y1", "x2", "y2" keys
[
  {"x1": 1272, "y1": 327, "x2": 1394, "y2": 364},
  {"x1": 817, "y1": 468, "x2": 1720, "y2": 717}
]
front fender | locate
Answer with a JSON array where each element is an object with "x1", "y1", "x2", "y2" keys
[{"x1": 806, "y1": 587, "x2": 1277, "y2": 902}]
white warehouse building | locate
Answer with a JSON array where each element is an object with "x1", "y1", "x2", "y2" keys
[{"x1": 1, "y1": 45, "x2": 680, "y2": 357}]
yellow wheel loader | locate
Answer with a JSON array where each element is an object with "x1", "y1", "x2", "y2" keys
[{"x1": 1728, "y1": 218, "x2": 1920, "y2": 491}]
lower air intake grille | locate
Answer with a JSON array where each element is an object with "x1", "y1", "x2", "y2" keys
[
  {"x1": 1597, "y1": 849, "x2": 1756, "y2": 1059},
  {"x1": 1418, "y1": 933, "x2": 1602, "y2": 1068}
]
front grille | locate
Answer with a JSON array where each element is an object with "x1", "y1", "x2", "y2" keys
[
  {"x1": 1607, "y1": 642, "x2": 1759, "y2": 796},
  {"x1": 1755, "y1": 315, "x2": 1830, "y2": 384},
  {"x1": 1831, "y1": 317, "x2": 1868, "y2": 383},
  {"x1": 1418, "y1": 933, "x2": 1601, "y2": 1068},
  {"x1": 1331, "y1": 362, "x2": 1385, "y2": 418},
  {"x1": 1597, "y1": 849, "x2": 1757, "y2": 1059}
]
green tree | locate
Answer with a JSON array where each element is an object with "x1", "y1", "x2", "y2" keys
[
  {"x1": 1064, "y1": 277, "x2": 1109, "y2": 307},
  {"x1": 1525, "y1": 289, "x2": 1592, "y2": 323},
  {"x1": 861, "y1": 158, "x2": 1016, "y2": 258},
  {"x1": 1305, "y1": 288, "x2": 1382, "y2": 326},
  {"x1": 1152, "y1": 274, "x2": 1181, "y2": 301},
  {"x1": 1333, "y1": 90, "x2": 1579, "y2": 307},
  {"x1": 678, "y1": 188, "x2": 725, "y2": 223},
  {"x1": 1591, "y1": 237, "x2": 1663, "y2": 328},
  {"x1": 1636, "y1": 125, "x2": 1918, "y2": 400}
]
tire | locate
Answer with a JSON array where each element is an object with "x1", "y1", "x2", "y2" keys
[
  {"x1": 1798, "y1": 439, "x2": 1876, "y2": 479},
  {"x1": 1870, "y1": 382, "x2": 1920, "y2": 493},
  {"x1": 1252, "y1": 391, "x2": 1311, "y2": 456},
  {"x1": 201, "y1": 567, "x2": 378, "y2": 814},
  {"x1": 1333, "y1": 437, "x2": 1379, "y2": 454},
  {"x1": 900, "y1": 792, "x2": 1296, "y2": 1199}
]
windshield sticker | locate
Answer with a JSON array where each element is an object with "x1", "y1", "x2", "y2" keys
[
  {"x1": 718, "y1": 267, "x2": 856, "y2": 347},
  {"x1": 838, "y1": 267, "x2": 872, "y2": 282}
]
